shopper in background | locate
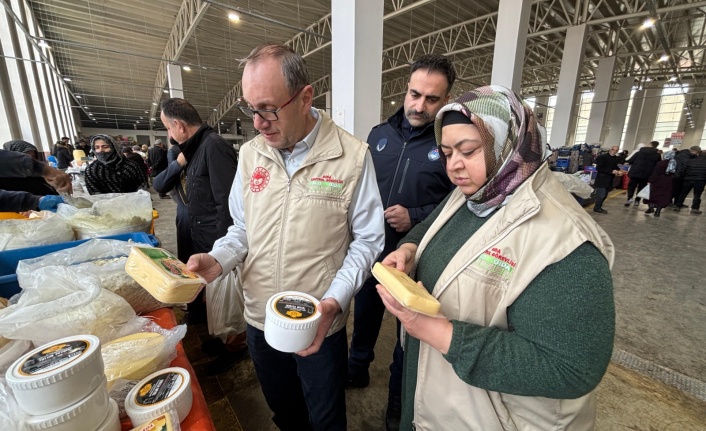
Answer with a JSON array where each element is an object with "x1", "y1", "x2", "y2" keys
[
  {"x1": 671, "y1": 146, "x2": 700, "y2": 207},
  {"x1": 148, "y1": 139, "x2": 169, "y2": 198},
  {"x1": 0, "y1": 149, "x2": 72, "y2": 195},
  {"x1": 377, "y1": 85, "x2": 615, "y2": 431},
  {"x1": 616, "y1": 149, "x2": 628, "y2": 164},
  {"x1": 140, "y1": 144, "x2": 149, "y2": 159},
  {"x1": 3, "y1": 140, "x2": 38, "y2": 159},
  {"x1": 347, "y1": 53, "x2": 456, "y2": 431},
  {"x1": 52, "y1": 140, "x2": 74, "y2": 169},
  {"x1": 624, "y1": 141, "x2": 661, "y2": 207},
  {"x1": 121, "y1": 146, "x2": 150, "y2": 186},
  {"x1": 0, "y1": 189, "x2": 64, "y2": 212},
  {"x1": 644, "y1": 150, "x2": 675, "y2": 217},
  {"x1": 592, "y1": 145, "x2": 623, "y2": 214},
  {"x1": 84, "y1": 134, "x2": 147, "y2": 194},
  {"x1": 186, "y1": 43, "x2": 385, "y2": 431},
  {"x1": 155, "y1": 97, "x2": 241, "y2": 375},
  {"x1": 74, "y1": 138, "x2": 91, "y2": 155},
  {"x1": 674, "y1": 148, "x2": 706, "y2": 214}
]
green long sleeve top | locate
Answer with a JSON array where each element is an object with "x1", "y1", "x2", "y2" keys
[{"x1": 399, "y1": 200, "x2": 615, "y2": 430}]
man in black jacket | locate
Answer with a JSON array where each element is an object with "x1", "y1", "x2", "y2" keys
[
  {"x1": 671, "y1": 146, "x2": 700, "y2": 206},
  {"x1": 347, "y1": 54, "x2": 456, "y2": 431},
  {"x1": 592, "y1": 146, "x2": 623, "y2": 214},
  {"x1": 674, "y1": 148, "x2": 706, "y2": 214},
  {"x1": 624, "y1": 141, "x2": 661, "y2": 206},
  {"x1": 154, "y1": 98, "x2": 243, "y2": 374}
]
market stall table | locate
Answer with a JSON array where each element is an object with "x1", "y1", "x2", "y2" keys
[{"x1": 120, "y1": 307, "x2": 215, "y2": 431}]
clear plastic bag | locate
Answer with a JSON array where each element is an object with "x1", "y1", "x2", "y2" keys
[
  {"x1": 0, "y1": 266, "x2": 136, "y2": 345},
  {"x1": 16, "y1": 239, "x2": 176, "y2": 314},
  {"x1": 0, "y1": 214, "x2": 74, "y2": 251},
  {"x1": 56, "y1": 190, "x2": 153, "y2": 239},
  {"x1": 102, "y1": 317, "x2": 186, "y2": 389},
  {"x1": 0, "y1": 377, "x2": 25, "y2": 431},
  {"x1": 206, "y1": 267, "x2": 246, "y2": 341}
]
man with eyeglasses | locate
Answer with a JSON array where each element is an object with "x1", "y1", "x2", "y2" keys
[{"x1": 187, "y1": 43, "x2": 384, "y2": 431}]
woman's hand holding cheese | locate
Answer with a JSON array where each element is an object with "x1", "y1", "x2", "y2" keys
[
  {"x1": 381, "y1": 243, "x2": 418, "y2": 274},
  {"x1": 376, "y1": 283, "x2": 452, "y2": 355}
]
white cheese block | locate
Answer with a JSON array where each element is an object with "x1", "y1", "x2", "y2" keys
[
  {"x1": 102, "y1": 332, "x2": 167, "y2": 389},
  {"x1": 372, "y1": 262, "x2": 441, "y2": 316},
  {"x1": 125, "y1": 246, "x2": 205, "y2": 303}
]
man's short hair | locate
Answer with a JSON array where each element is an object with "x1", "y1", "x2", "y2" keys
[
  {"x1": 122, "y1": 147, "x2": 132, "y2": 154},
  {"x1": 690, "y1": 146, "x2": 701, "y2": 152},
  {"x1": 650, "y1": 141, "x2": 660, "y2": 147},
  {"x1": 161, "y1": 98, "x2": 203, "y2": 127},
  {"x1": 154, "y1": 139, "x2": 163, "y2": 146},
  {"x1": 410, "y1": 54, "x2": 457, "y2": 94},
  {"x1": 240, "y1": 43, "x2": 311, "y2": 95}
]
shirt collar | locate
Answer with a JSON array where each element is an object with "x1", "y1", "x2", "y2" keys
[{"x1": 279, "y1": 108, "x2": 322, "y2": 154}]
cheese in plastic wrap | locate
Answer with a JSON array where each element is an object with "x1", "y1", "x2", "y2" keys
[
  {"x1": 125, "y1": 246, "x2": 206, "y2": 303},
  {"x1": 372, "y1": 262, "x2": 441, "y2": 316},
  {"x1": 102, "y1": 332, "x2": 167, "y2": 389}
]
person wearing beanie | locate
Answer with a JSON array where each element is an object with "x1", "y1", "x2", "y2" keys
[{"x1": 376, "y1": 85, "x2": 614, "y2": 430}]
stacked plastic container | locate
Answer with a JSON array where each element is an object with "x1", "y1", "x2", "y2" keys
[{"x1": 5, "y1": 335, "x2": 120, "y2": 431}]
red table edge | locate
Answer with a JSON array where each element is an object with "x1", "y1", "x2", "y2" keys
[{"x1": 120, "y1": 307, "x2": 216, "y2": 431}]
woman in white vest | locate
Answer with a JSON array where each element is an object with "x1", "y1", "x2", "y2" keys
[{"x1": 377, "y1": 85, "x2": 616, "y2": 430}]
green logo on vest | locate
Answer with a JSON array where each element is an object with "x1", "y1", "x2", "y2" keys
[
  {"x1": 471, "y1": 247, "x2": 515, "y2": 280},
  {"x1": 308, "y1": 175, "x2": 344, "y2": 195}
]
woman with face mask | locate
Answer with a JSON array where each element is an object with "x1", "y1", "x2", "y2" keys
[
  {"x1": 376, "y1": 85, "x2": 616, "y2": 430},
  {"x1": 85, "y1": 134, "x2": 147, "y2": 194}
]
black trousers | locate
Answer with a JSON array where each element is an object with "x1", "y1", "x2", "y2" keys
[
  {"x1": 627, "y1": 177, "x2": 648, "y2": 201},
  {"x1": 676, "y1": 180, "x2": 706, "y2": 210}
]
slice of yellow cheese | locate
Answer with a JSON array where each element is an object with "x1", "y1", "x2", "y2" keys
[
  {"x1": 102, "y1": 332, "x2": 167, "y2": 389},
  {"x1": 125, "y1": 246, "x2": 205, "y2": 303},
  {"x1": 130, "y1": 413, "x2": 173, "y2": 431},
  {"x1": 372, "y1": 262, "x2": 440, "y2": 316}
]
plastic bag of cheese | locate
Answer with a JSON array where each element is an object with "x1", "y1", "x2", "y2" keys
[
  {"x1": 56, "y1": 190, "x2": 152, "y2": 239},
  {"x1": 125, "y1": 246, "x2": 206, "y2": 303},
  {"x1": 0, "y1": 212, "x2": 74, "y2": 250},
  {"x1": 102, "y1": 317, "x2": 186, "y2": 390},
  {"x1": 16, "y1": 239, "x2": 179, "y2": 314},
  {"x1": 0, "y1": 266, "x2": 135, "y2": 345}
]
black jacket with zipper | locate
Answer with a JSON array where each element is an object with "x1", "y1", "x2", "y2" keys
[
  {"x1": 367, "y1": 108, "x2": 454, "y2": 257},
  {"x1": 153, "y1": 124, "x2": 237, "y2": 254}
]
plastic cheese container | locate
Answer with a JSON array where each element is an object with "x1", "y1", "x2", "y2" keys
[
  {"x1": 5, "y1": 334, "x2": 104, "y2": 415},
  {"x1": 372, "y1": 262, "x2": 441, "y2": 316},
  {"x1": 23, "y1": 377, "x2": 110, "y2": 431},
  {"x1": 264, "y1": 291, "x2": 321, "y2": 352},
  {"x1": 125, "y1": 367, "x2": 193, "y2": 425},
  {"x1": 125, "y1": 246, "x2": 206, "y2": 303},
  {"x1": 96, "y1": 399, "x2": 121, "y2": 431},
  {"x1": 129, "y1": 412, "x2": 176, "y2": 431}
]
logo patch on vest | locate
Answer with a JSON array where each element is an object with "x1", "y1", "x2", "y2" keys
[
  {"x1": 250, "y1": 167, "x2": 270, "y2": 193},
  {"x1": 308, "y1": 174, "x2": 344, "y2": 195},
  {"x1": 428, "y1": 147, "x2": 440, "y2": 161},
  {"x1": 471, "y1": 247, "x2": 516, "y2": 280},
  {"x1": 376, "y1": 138, "x2": 387, "y2": 152}
]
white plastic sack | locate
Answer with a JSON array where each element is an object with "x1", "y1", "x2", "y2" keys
[
  {"x1": 16, "y1": 239, "x2": 176, "y2": 314},
  {"x1": 56, "y1": 190, "x2": 152, "y2": 239},
  {"x1": 0, "y1": 266, "x2": 135, "y2": 345},
  {"x1": 0, "y1": 214, "x2": 74, "y2": 251},
  {"x1": 0, "y1": 377, "x2": 24, "y2": 431},
  {"x1": 206, "y1": 267, "x2": 246, "y2": 341},
  {"x1": 637, "y1": 184, "x2": 651, "y2": 200},
  {"x1": 552, "y1": 172, "x2": 595, "y2": 199}
]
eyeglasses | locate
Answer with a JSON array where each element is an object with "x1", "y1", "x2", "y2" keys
[{"x1": 237, "y1": 86, "x2": 305, "y2": 122}]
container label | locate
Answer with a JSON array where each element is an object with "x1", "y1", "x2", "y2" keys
[
  {"x1": 138, "y1": 247, "x2": 199, "y2": 279},
  {"x1": 274, "y1": 295, "x2": 317, "y2": 320},
  {"x1": 135, "y1": 372, "x2": 184, "y2": 406},
  {"x1": 20, "y1": 340, "x2": 89, "y2": 376}
]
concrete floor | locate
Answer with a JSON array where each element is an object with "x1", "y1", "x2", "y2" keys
[{"x1": 149, "y1": 187, "x2": 706, "y2": 431}]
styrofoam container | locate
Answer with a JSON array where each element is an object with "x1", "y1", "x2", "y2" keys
[
  {"x1": 96, "y1": 399, "x2": 121, "y2": 431},
  {"x1": 23, "y1": 377, "x2": 109, "y2": 431},
  {"x1": 5, "y1": 334, "x2": 104, "y2": 415},
  {"x1": 264, "y1": 291, "x2": 321, "y2": 352},
  {"x1": 125, "y1": 367, "x2": 192, "y2": 425}
]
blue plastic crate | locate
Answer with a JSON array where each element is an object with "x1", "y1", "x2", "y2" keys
[{"x1": 0, "y1": 232, "x2": 159, "y2": 298}]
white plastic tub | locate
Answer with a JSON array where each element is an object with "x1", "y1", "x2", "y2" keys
[{"x1": 264, "y1": 291, "x2": 321, "y2": 352}]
